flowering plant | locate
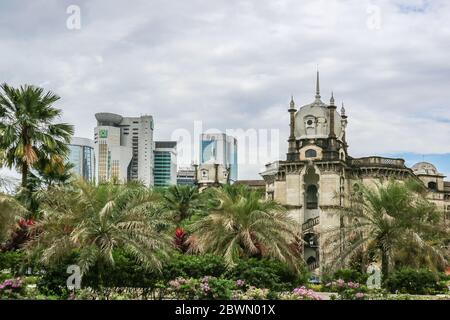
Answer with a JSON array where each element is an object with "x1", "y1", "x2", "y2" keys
[
  {"x1": 325, "y1": 279, "x2": 366, "y2": 300},
  {"x1": 167, "y1": 276, "x2": 236, "y2": 300},
  {"x1": 0, "y1": 278, "x2": 24, "y2": 299},
  {"x1": 278, "y1": 286, "x2": 322, "y2": 300}
]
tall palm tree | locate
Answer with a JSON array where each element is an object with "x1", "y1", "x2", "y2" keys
[
  {"x1": 163, "y1": 185, "x2": 204, "y2": 226},
  {"x1": 0, "y1": 84, "x2": 73, "y2": 188},
  {"x1": 188, "y1": 185, "x2": 302, "y2": 271},
  {"x1": 323, "y1": 179, "x2": 448, "y2": 279},
  {"x1": 27, "y1": 179, "x2": 174, "y2": 275}
]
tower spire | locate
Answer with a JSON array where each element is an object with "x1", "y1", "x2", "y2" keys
[{"x1": 315, "y1": 69, "x2": 321, "y2": 100}]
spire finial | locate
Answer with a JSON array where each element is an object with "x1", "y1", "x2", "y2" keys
[
  {"x1": 289, "y1": 95, "x2": 295, "y2": 109},
  {"x1": 341, "y1": 101, "x2": 346, "y2": 116},
  {"x1": 330, "y1": 91, "x2": 335, "y2": 105},
  {"x1": 315, "y1": 69, "x2": 321, "y2": 100}
]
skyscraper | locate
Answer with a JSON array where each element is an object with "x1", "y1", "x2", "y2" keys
[
  {"x1": 200, "y1": 133, "x2": 238, "y2": 182},
  {"x1": 154, "y1": 141, "x2": 177, "y2": 187},
  {"x1": 68, "y1": 137, "x2": 96, "y2": 182},
  {"x1": 94, "y1": 113, "x2": 154, "y2": 186}
]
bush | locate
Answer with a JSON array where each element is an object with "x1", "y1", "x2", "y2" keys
[
  {"x1": 167, "y1": 276, "x2": 236, "y2": 300},
  {"x1": 225, "y1": 258, "x2": 308, "y2": 293},
  {"x1": 385, "y1": 268, "x2": 447, "y2": 295},
  {"x1": 322, "y1": 269, "x2": 368, "y2": 285},
  {"x1": 0, "y1": 251, "x2": 25, "y2": 275},
  {"x1": 162, "y1": 254, "x2": 228, "y2": 281}
]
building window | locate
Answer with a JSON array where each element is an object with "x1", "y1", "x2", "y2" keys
[
  {"x1": 428, "y1": 182, "x2": 437, "y2": 191},
  {"x1": 306, "y1": 185, "x2": 318, "y2": 209},
  {"x1": 201, "y1": 170, "x2": 208, "y2": 179},
  {"x1": 305, "y1": 149, "x2": 317, "y2": 158}
]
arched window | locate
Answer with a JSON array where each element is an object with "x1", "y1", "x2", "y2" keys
[
  {"x1": 428, "y1": 181, "x2": 437, "y2": 191},
  {"x1": 201, "y1": 170, "x2": 208, "y2": 179},
  {"x1": 305, "y1": 149, "x2": 317, "y2": 158},
  {"x1": 306, "y1": 256, "x2": 316, "y2": 265},
  {"x1": 306, "y1": 185, "x2": 318, "y2": 209}
]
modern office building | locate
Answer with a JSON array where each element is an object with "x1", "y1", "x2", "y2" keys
[
  {"x1": 154, "y1": 141, "x2": 177, "y2": 187},
  {"x1": 176, "y1": 167, "x2": 196, "y2": 186},
  {"x1": 68, "y1": 137, "x2": 96, "y2": 182},
  {"x1": 94, "y1": 113, "x2": 154, "y2": 186},
  {"x1": 200, "y1": 133, "x2": 238, "y2": 182}
]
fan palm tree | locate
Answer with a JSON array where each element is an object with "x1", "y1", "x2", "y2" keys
[
  {"x1": 323, "y1": 179, "x2": 448, "y2": 279},
  {"x1": 0, "y1": 84, "x2": 74, "y2": 188},
  {"x1": 188, "y1": 185, "x2": 302, "y2": 271},
  {"x1": 27, "y1": 179, "x2": 174, "y2": 276}
]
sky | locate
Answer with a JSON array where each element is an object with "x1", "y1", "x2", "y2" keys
[{"x1": 0, "y1": 0, "x2": 449, "y2": 180}]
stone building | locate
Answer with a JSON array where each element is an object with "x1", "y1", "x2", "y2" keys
[{"x1": 260, "y1": 72, "x2": 450, "y2": 273}]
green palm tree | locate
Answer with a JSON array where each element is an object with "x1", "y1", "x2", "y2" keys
[
  {"x1": 189, "y1": 185, "x2": 301, "y2": 271},
  {"x1": 163, "y1": 185, "x2": 204, "y2": 226},
  {"x1": 0, "y1": 84, "x2": 73, "y2": 188},
  {"x1": 27, "y1": 179, "x2": 174, "y2": 275},
  {"x1": 324, "y1": 179, "x2": 448, "y2": 279}
]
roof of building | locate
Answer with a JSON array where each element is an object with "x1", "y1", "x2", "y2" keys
[
  {"x1": 235, "y1": 180, "x2": 266, "y2": 187},
  {"x1": 155, "y1": 141, "x2": 177, "y2": 149},
  {"x1": 411, "y1": 162, "x2": 443, "y2": 176}
]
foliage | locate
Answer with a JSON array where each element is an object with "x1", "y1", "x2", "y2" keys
[
  {"x1": 163, "y1": 185, "x2": 205, "y2": 226},
  {"x1": 0, "y1": 193, "x2": 26, "y2": 243},
  {"x1": 0, "y1": 250, "x2": 26, "y2": 275},
  {"x1": 325, "y1": 179, "x2": 448, "y2": 278},
  {"x1": 225, "y1": 258, "x2": 308, "y2": 293},
  {"x1": 0, "y1": 277, "x2": 24, "y2": 299},
  {"x1": 26, "y1": 179, "x2": 174, "y2": 276},
  {"x1": 167, "y1": 276, "x2": 236, "y2": 300},
  {"x1": 278, "y1": 286, "x2": 322, "y2": 300},
  {"x1": 189, "y1": 185, "x2": 302, "y2": 271},
  {"x1": 162, "y1": 253, "x2": 228, "y2": 281},
  {"x1": 232, "y1": 286, "x2": 270, "y2": 300},
  {"x1": 325, "y1": 279, "x2": 367, "y2": 300},
  {"x1": 0, "y1": 83, "x2": 74, "y2": 189},
  {"x1": 384, "y1": 268, "x2": 447, "y2": 295},
  {"x1": 322, "y1": 269, "x2": 368, "y2": 285}
]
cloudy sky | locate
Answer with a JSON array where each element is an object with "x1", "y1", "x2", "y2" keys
[{"x1": 1, "y1": 0, "x2": 450, "y2": 180}]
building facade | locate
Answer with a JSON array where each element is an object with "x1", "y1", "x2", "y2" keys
[
  {"x1": 94, "y1": 113, "x2": 154, "y2": 186},
  {"x1": 194, "y1": 160, "x2": 230, "y2": 191},
  {"x1": 154, "y1": 141, "x2": 177, "y2": 187},
  {"x1": 260, "y1": 72, "x2": 450, "y2": 273},
  {"x1": 200, "y1": 133, "x2": 238, "y2": 183},
  {"x1": 68, "y1": 137, "x2": 96, "y2": 182},
  {"x1": 177, "y1": 167, "x2": 196, "y2": 186}
]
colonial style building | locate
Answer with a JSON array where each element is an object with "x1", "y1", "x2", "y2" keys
[{"x1": 260, "y1": 72, "x2": 450, "y2": 273}]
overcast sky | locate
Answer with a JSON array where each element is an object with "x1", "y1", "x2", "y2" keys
[{"x1": 1, "y1": 0, "x2": 449, "y2": 180}]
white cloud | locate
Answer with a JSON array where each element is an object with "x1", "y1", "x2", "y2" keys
[{"x1": 0, "y1": 0, "x2": 449, "y2": 179}]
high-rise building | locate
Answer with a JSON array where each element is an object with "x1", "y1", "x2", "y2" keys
[
  {"x1": 68, "y1": 137, "x2": 96, "y2": 182},
  {"x1": 200, "y1": 133, "x2": 238, "y2": 182},
  {"x1": 176, "y1": 167, "x2": 196, "y2": 186},
  {"x1": 154, "y1": 141, "x2": 177, "y2": 187},
  {"x1": 94, "y1": 113, "x2": 154, "y2": 186}
]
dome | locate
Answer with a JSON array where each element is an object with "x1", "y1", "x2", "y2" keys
[
  {"x1": 411, "y1": 162, "x2": 441, "y2": 176},
  {"x1": 294, "y1": 97, "x2": 343, "y2": 140}
]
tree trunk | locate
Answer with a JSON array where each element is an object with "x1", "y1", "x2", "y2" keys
[
  {"x1": 381, "y1": 249, "x2": 389, "y2": 282},
  {"x1": 21, "y1": 162, "x2": 28, "y2": 188}
]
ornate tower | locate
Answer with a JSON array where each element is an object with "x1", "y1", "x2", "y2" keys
[
  {"x1": 287, "y1": 96, "x2": 298, "y2": 161},
  {"x1": 324, "y1": 92, "x2": 339, "y2": 160}
]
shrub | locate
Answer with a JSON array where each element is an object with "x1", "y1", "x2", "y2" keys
[
  {"x1": 167, "y1": 276, "x2": 236, "y2": 300},
  {"x1": 279, "y1": 286, "x2": 322, "y2": 300},
  {"x1": 324, "y1": 279, "x2": 367, "y2": 300},
  {"x1": 385, "y1": 268, "x2": 447, "y2": 295},
  {"x1": 322, "y1": 269, "x2": 368, "y2": 285},
  {"x1": 0, "y1": 278, "x2": 25, "y2": 299},
  {"x1": 225, "y1": 258, "x2": 307, "y2": 293},
  {"x1": 162, "y1": 254, "x2": 227, "y2": 281},
  {"x1": 0, "y1": 250, "x2": 25, "y2": 275}
]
